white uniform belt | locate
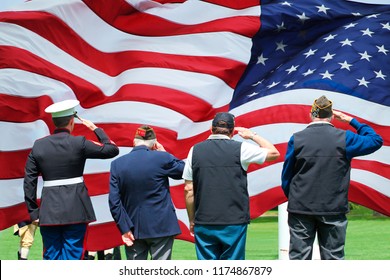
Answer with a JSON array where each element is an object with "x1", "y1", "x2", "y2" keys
[{"x1": 43, "y1": 176, "x2": 83, "y2": 187}]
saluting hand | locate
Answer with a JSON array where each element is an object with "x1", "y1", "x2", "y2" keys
[
  {"x1": 78, "y1": 117, "x2": 98, "y2": 131},
  {"x1": 153, "y1": 141, "x2": 166, "y2": 151},
  {"x1": 235, "y1": 127, "x2": 255, "y2": 140},
  {"x1": 333, "y1": 110, "x2": 352, "y2": 123}
]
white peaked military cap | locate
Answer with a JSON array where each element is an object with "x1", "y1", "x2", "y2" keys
[{"x1": 45, "y1": 99, "x2": 80, "y2": 118}]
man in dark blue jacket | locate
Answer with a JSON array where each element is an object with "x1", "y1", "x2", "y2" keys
[
  {"x1": 109, "y1": 125, "x2": 184, "y2": 260},
  {"x1": 281, "y1": 95, "x2": 383, "y2": 260}
]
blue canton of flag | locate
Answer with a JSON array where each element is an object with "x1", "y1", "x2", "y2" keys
[{"x1": 231, "y1": 0, "x2": 390, "y2": 108}]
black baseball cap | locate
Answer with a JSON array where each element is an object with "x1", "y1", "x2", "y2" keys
[{"x1": 212, "y1": 112, "x2": 235, "y2": 129}]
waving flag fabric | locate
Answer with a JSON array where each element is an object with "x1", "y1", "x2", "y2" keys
[
  {"x1": 0, "y1": 0, "x2": 389, "y2": 251},
  {"x1": 230, "y1": 0, "x2": 390, "y2": 218}
]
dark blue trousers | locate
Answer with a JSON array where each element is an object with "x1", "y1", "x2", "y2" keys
[{"x1": 40, "y1": 223, "x2": 87, "y2": 260}]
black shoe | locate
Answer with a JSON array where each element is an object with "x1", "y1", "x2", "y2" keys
[
  {"x1": 17, "y1": 251, "x2": 27, "y2": 260},
  {"x1": 104, "y1": 253, "x2": 113, "y2": 260}
]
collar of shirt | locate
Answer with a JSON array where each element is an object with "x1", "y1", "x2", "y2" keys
[
  {"x1": 208, "y1": 134, "x2": 231, "y2": 140},
  {"x1": 133, "y1": 145, "x2": 150, "y2": 151},
  {"x1": 307, "y1": 121, "x2": 334, "y2": 127},
  {"x1": 54, "y1": 128, "x2": 71, "y2": 134}
]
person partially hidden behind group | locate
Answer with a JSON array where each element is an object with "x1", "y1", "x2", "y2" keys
[
  {"x1": 14, "y1": 221, "x2": 37, "y2": 260},
  {"x1": 23, "y1": 99, "x2": 119, "y2": 260},
  {"x1": 84, "y1": 247, "x2": 122, "y2": 260}
]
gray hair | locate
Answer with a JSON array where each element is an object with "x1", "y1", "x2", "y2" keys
[
  {"x1": 134, "y1": 138, "x2": 156, "y2": 148},
  {"x1": 311, "y1": 115, "x2": 332, "y2": 122}
]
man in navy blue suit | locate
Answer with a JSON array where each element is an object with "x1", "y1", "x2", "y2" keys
[{"x1": 109, "y1": 125, "x2": 184, "y2": 260}]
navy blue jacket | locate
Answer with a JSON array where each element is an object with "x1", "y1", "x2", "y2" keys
[
  {"x1": 109, "y1": 145, "x2": 184, "y2": 239},
  {"x1": 24, "y1": 128, "x2": 119, "y2": 225}
]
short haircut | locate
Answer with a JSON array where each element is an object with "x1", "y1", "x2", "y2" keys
[
  {"x1": 212, "y1": 126, "x2": 233, "y2": 136},
  {"x1": 133, "y1": 138, "x2": 156, "y2": 148},
  {"x1": 52, "y1": 115, "x2": 73, "y2": 128}
]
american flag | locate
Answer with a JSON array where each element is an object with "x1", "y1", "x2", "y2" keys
[
  {"x1": 230, "y1": 0, "x2": 390, "y2": 218},
  {"x1": 0, "y1": 0, "x2": 388, "y2": 252}
]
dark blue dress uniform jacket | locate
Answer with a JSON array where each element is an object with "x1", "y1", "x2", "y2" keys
[
  {"x1": 24, "y1": 128, "x2": 119, "y2": 226},
  {"x1": 109, "y1": 145, "x2": 184, "y2": 239}
]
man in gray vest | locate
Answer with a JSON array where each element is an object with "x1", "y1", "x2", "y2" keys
[
  {"x1": 183, "y1": 112, "x2": 280, "y2": 260},
  {"x1": 281, "y1": 95, "x2": 383, "y2": 260}
]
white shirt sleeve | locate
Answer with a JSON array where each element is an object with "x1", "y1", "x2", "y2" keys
[
  {"x1": 182, "y1": 147, "x2": 194, "y2": 181},
  {"x1": 240, "y1": 141, "x2": 268, "y2": 171}
]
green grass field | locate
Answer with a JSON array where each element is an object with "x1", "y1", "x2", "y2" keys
[{"x1": 1, "y1": 206, "x2": 389, "y2": 260}]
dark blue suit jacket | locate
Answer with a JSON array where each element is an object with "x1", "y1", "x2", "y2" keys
[
  {"x1": 24, "y1": 128, "x2": 119, "y2": 225},
  {"x1": 109, "y1": 145, "x2": 184, "y2": 239}
]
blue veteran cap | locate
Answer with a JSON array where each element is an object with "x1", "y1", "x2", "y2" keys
[{"x1": 45, "y1": 99, "x2": 80, "y2": 118}]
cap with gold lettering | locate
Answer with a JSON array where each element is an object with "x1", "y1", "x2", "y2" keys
[
  {"x1": 135, "y1": 125, "x2": 156, "y2": 140},
  {"x1": 311, "y1": 95, "x2": 333, "y2": 118}
]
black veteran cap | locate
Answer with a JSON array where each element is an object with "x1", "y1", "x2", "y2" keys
[
  {"x1": 45, "y1": 99, "x2": 79, "y2": 118},
  {"x1": 212, "y1": 112, "x2": 235, "y2": 129},
  {"x1": 311, "y1": 95, "x2": 333, "y2": 118},
  {"x1": 135, "y1": 125, "x2": 156, "y2": 140}
]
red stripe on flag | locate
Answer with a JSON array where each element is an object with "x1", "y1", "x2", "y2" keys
[
  {"x1": 349, "y1": 181, "x2": 390, "y2": 216},
  {"x1": 250, "y1": 187, "x2": 287, "y2": 219},
  {"x1": 85, "y1": 222, "x2": 123, "y2": 251},
  {"x1": 0, "y1": 203, "x2": 30, "y2": 229},
  {"x1": 83, "y1": 0, "x2": 260, "y2": 37},
  {"x1": 0, "y1": 150, "x2": 29, "y2": 179}
]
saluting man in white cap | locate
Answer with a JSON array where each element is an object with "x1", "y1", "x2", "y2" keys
[{"x1": 23, "y1": 99, "x2": 119, "y2": 260}]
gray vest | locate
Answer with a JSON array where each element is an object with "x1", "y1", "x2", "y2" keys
[
  {"x1": 287, "y1": 123, "x2": 351, "y2": 215},
  {"x1": 192, "y1": 139, "x2": 249, "y2": 225}
]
